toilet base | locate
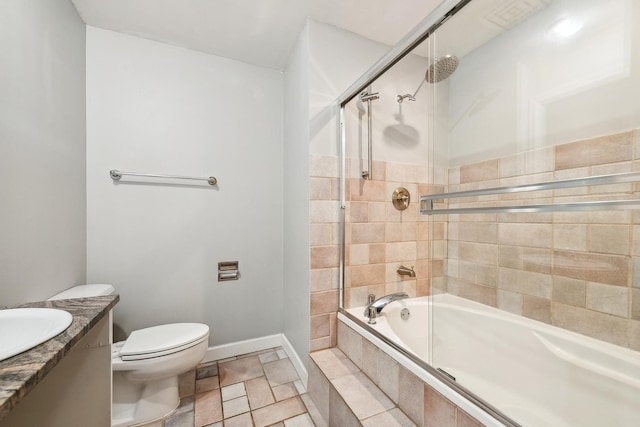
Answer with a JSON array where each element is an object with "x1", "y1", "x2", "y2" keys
[{"x1": 112, "y1": 373, "x2": 180, "y2": 427}]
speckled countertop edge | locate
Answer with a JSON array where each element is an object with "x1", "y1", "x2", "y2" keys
[{"x1": 0, "y1": 295, "x2": 119, "y2": 421}]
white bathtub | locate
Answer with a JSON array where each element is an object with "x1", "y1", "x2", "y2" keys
[{"x1": 347, "y1": 293, "x2": 640, "y2": 427}]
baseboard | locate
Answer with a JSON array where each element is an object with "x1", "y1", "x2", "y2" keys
[
  {"x1": 202, "y1": 334, "x2": 282, "y2": 363},
  {"x1": 281, "y1": 334, "x2": 309, "y2": 388},
  {"x1": 202, "y1": 333, "x2": 308, "y2": 389}
]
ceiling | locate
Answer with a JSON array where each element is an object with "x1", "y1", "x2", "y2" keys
[{"x1": 70, "y1": 0, "x2": 444, "y2": 70}]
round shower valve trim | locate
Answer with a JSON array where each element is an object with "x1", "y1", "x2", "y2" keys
[{"x1": 392, "y1": 187, "x2": 411, "y2": 210}]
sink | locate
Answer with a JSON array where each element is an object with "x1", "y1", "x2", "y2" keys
[{"x1": 0, "y1": 308, "x2": 73, "y2": 362}]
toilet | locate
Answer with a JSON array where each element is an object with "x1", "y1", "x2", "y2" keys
[{"x1": 48, "y1": 284, "x2": 209, "y2": 427}]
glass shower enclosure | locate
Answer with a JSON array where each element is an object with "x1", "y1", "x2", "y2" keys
[{"x1": 339, "y1": 0, "x2": 640, "y2": 425}]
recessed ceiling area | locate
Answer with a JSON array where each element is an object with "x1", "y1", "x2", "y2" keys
[{"x1": 70, "y1": 0, "x2": 444, "y2": 70}]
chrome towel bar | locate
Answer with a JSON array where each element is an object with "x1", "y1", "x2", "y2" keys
[{"x1": 110, "y1": 170, "x2": 217, "y2": 186}]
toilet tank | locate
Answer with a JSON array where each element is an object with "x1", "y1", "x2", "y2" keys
[{"x1": 48, "y1": 284, "x2": 116, "y2": 300}]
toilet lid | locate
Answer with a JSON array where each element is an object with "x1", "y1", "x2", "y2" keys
[{"x1": 119, "y1": 323, "x2": 209, "y2": 361}]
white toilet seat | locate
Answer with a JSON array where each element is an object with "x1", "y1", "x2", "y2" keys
[{"x1": 117, "y1": 323, "x2": 209, "y2": 361}]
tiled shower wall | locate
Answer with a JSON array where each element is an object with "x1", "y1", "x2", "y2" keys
[
  {"x1": 342, "y1": 159, "x2": 446, "y2": 309},
  {"x1": 445, "y1": 130, "x2": 640, "y2": 351},
  {"x1": 308, "y1": 155, "x2": 448, "y2": 351},
  {"x1": 309, "y1": 155, "x2": 341, "y2": 352}
]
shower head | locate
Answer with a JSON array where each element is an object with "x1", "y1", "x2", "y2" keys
[{"x1": 425, "y1": 54, "x2": 459, "y2": 83}]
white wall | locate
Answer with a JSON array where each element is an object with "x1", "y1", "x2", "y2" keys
[
  {"x1": 0, "y1": 0, "x2": 86, "y2": 305},
  {"x1": 447, "y1": 0, "x2": 640, "y2": 165},
  {"x1": 283, "y1": 24, "x2": 311, "y2": 366},
  {"x1": 86, "y1": 27, "x2": 284, "y2": 345}
]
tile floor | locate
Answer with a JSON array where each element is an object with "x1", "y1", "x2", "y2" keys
[{"x1": 136, "y1": 347, "x2": 322, "y2": 427}]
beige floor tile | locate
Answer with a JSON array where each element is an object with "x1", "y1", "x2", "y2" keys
[
  {"x1": 223, "y1": 395, "x2": 250, "y2": 418},
  {"x1": 263, "y1": 358, "x2": 299, "y2": 387},
  {"x1": 194, "y1": 388, "x2": 222, "y2": 427},
  {"x1": 196, "y1": 376, "x2": 219, "y2": 393},
  {"x1": 219, "y1": 356, "x2": 265, "y2": 387},
  {"x1": 309, "y1": 348, "x2": 359, "y2": 380},
  {"x1": 246, "y1": 376, "x2": 276, "y2": 409},
  {"x1": 284, "y1": 413, "x2": 315, "y2": 427},
  {"x1": 361, "y1": 408, "x2": 417, "y2": 426},
  {"x1": 251, "y1": 396, "x2": 306, "y2": 427},
  {"x1": 332, "y1": 372, "x2": 395, "y2": 420},
  {"x1": 179, "y1": 369, "x2": 196, "y2": 398},
  {"x1": 222, "y1": 382, "x2": 247, "y2": 401},
  {"x1": 196, "y1": 362, "x2": 218, "y2": 379},
  {"x1": 258, "y1": 351, "x2": 279, "y2": 364},
  {"x1": 223, "y1": 412, "x2": 254, "y2": 427},
  {"x1": 272, "y1": 382, "x2": 298, "y2": 401}
]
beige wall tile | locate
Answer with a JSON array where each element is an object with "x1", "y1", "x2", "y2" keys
[
  {"x1": 350, "y1": 264, "x2": 385, "y2": 286},
  {"x1": 498, "y1": 267, "x2": 551, "y2": 299},
  {"x1": 350, "y1": 244, "x2": 370, "y2": 266},
  {"x1": 350, "y1": 179, "x2": 386, "y2": 202},
  {"x1": 499, "y1": 153, "x2": 524, "y2": 178},
  {"x1": 633, "y1": 289, "x2": 640, "y2": 320},
  {"x1": 447, "y1": 277, "x2": 496, "y2": 306},
  {"x1": 552, "y1": 302, "x2": 630, "y2": 347},
  {"x1": 498, "y1": 245, "x2": 523, "y2": 269},
  {"x1": 310, "y1": 337, "x2": 331, "y2": 352},
  {"x1": 310, "y1": 290, "x2": 338, "y2": 315},
  {"x1": 350, "y1": 202, "x2": 369, "y2": 223},
  {"x1": 522, "y1": 295, "x2": 551, "y2": 323},
  {"x1": 522, "y1": 248, "x2": 552, "y2": 274},
  {"x1": 352, "y1": 223, "x2": 385, "y2": 244},
  {"x1": 497, "y1": 289, "x2": 523, "y2": 315},
  {"x1": 310, "y1": 201, "x2": 339, "y2": 223},
  {"x1": 307, "y1": 359, "x2": 330, "y2": 422},
  {"x1": 552, "y1": 276, "x2": 586, "y2": 307},
  {"x1": 310, "y1": 155, "x2": 339, "y2": 178},
  {"x1": 498, "y1": 223, "x2": 552, "y2": 248},
  {"x1": 385, "y1": 222, "x2": 403, "y2": 243},
  {"x1": 310, "y1": 177, "x2": 331, "y2": 200},
  {"x1": 460, "y1": 159, "x2": 499, "y2": 184},
  {"x1": 553, "y1": 224, "x2": 588, "y2": 251},
  {"x1": 311, "y1": 246, "x2": 339, "y2": 269},
  {"x1": 310, "y1": 268, "x2": 338, "y2": 292},
  {"x1": 553, "y1": 250, "x2": 629, "y2": 286},
  {"x1": 369, "y1": 202, "x2": 387, "y2": 222},
  {"x1": 310, "y1": 224, "x2": 332, "y2": 246},
  {"x1": 329, "y1": 387, "x2": 360, "y2": 427},
  {"x1": 386, "y1": 242, "x2": 417, "y2": 263},
  {"x1": 456, "y1": 409, "x2": 482, "y2": 427},
  {"x1": 376, "y1": 351, "x2": 399, "y2": 402},
  {"x1": 310, "y1": 314, "x2": 331, "y2": 340},
  {"x1": 369, "y1": 244, "x2": 385, "y2": 264},
  {"x1": 555, "y1": 131, "x2": 633, "y2": 170},
  {"x1": 371, "y1": 161, "x2": 386, "y2": 181},
  {"x1": 424, "y1": 386, "x2": 456, "y2": 427},
  {"x1": 402, "y1": 222, "x2": 417, "y2": 242},
  {"x1": 458, "y1": 242, "x2": 497, "y2": 265},
  {"x1": 589, "y1": 225, "x2": 631, "y2": 255},
  {"x1": 399, "y1": 367, "x2": 424, "y2": 426},
  {"x1": 586, "y1": 283, "x2": 629, "y2": 317}
]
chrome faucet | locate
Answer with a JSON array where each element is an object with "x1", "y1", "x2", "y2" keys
[
  {"x1": 364, "y1": 292, "x2": 409, "y2": 324},
  {"x1": 397, "y1": 265, "x2": 416, "y2": 277}
]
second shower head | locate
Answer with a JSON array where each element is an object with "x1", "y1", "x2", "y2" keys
[{"x1": 396, "y1": 54, "x2": 459, "y2": 103}]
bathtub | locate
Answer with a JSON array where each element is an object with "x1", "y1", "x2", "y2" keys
[{"x1": 346, "y1": 293, "x2": 640, "y2": 427}]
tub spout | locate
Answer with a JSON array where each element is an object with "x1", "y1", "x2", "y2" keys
[
  {"x1": 397, "y1": 265, "x2": 416, "y2": 277},
  {"x1": 364, "y1": 292, "x2": 409, "y2": 320}
]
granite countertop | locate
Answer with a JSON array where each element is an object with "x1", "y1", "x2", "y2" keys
[{"x1": 0, "y1": 295, "x2": 119, "y2": 421}]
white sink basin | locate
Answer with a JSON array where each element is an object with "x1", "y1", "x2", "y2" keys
[{"x1": 0, "y1": 308, "x2": 73, "y2": 362}]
